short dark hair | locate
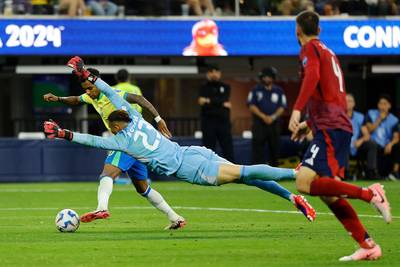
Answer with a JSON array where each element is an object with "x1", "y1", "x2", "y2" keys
[
  {"x1": 296, "y1": 11, "x2": 320, "y2": 36},
  {"x1": 116, "y1": 69, "x2": 129, "y2": 82},
  {"x1": 78, "y1": 68, "x2": 100, "y2": 83},
  {"x1": 108, "y1": 110, "x2": 132, "y2": 123},
  {"x1": 379, "y1": 94, "x2": 392, "y2": 104},
  {"x1": 87, "y1": 68, "x2": 100, "y2": 77}
]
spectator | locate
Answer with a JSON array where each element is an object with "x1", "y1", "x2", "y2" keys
[
  {"x1": 248, "y1": 67, "x2": 286, "y2": 166},
  {"x1": 366, "y1": 94, "x2": 400, "y2": 179},
  {"x1": 323, "y1": 1, "x2": 340, "y2": 15},
  {"x1": 186, "y1": 0, "x2": 216, "y2": 15},
  {"x1": 198, "y1": 64, "x2": 234, "y2": 162},
  {"x1": 113, "y1": 69, "x2": 143, "y2": 113},
  {"x1": 87, "y1": 0, "x2": 118, "y2": 16},
  {"x1": 367, "y1": 0, "x2": 398, "y2": 15},
  {"x1": 31, "y1": 0, "x2": 53, "y2": 14},
  {"x1": 279, "y1": 0, "x2": 314, "y2": 15},
  {"x1": 346, "y1": 93, "x2": 378, "y2": 179},
  {"x1": 59, "y1": 0, "x2": 86, "y2": 16}
]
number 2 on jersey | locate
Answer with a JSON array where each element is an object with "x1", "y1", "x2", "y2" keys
[
  {"x1": 331, "y1": 57, "x2": 344, "y2": 92},
  {"x1": 133, "y1": 120, "x2": 161, "y2": 151}
]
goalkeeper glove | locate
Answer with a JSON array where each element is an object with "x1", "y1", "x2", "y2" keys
[
  {"x1": 67, "y1": 56, "x2": 97, "y2": 83},
  {"x1": 43, "y1": 120, "x2": 73, "y2": 141}
]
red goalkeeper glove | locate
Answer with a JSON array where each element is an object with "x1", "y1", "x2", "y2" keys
[
  {"x1": 43, "y1": 120, "x2": 73, "y2": 141},
  {"x1": 67, "y1": 56, "x2": 97, "y2": 83}
]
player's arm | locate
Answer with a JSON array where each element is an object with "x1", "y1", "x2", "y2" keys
[
  {"x1": 72, "y1": 132, "x2": 125, "y2": 151},
  {"x1": 125, "y1": 93, "x2": 172, "y2": 138},
  {"x1": 44, "y1": 120, "x2": 125, "y2": 151},
  {"x1": 289, "y1": 46, "x2": 320, "y2": 132},
  {"x1": 43, "y1": 93, "x2": 81, "y2": 106},
  {"x1": 293, "y1": 47, "x2": 320, "y2": 113},
  {"x1": 67, "y1": 57, "x2": 135, "y2": 116}
]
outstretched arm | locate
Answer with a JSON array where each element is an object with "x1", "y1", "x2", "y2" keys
[
  {"x1": 67, "y1": 56, "x2": 135, "y2": 117},
  {"x1": 72, "y1": 132, "x2": 124, "y2": 151},
  {"x1": 43, "y1": 93, "x2": 81, "y2": 106},
  {"x1": 43, "y1": 120, "x2": 126, "y2": 152}
]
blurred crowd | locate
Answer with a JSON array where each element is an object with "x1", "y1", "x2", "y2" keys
[{"x1": 0, "y1": 0, "x2": 398, "y2": 16}]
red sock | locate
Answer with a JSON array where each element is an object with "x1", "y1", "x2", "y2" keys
[
  {"x1": 328, "y1": 198, "x2": 371, "y2": 248},
  {"x1": 310, "y1": 177, "x2": 373, "y2": 202}
]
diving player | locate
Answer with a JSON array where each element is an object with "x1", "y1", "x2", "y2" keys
[
  {"x1": 289, "y1": 11, "x2": 391, "y2": 261},
  {"x1": 44, "y1": 68, "x2": 184, "y2": 230},
  {"x1": 44, "y1": 56, "x2": 316, "y2": 222}
]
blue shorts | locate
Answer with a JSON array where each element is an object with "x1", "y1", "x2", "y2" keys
[
  {"x1": 302, "y1": 129, "x2": 351, "y2": 178},
  {"x1": 175, "y1": 146, "x2": 229, "y2": 186},
  {"x1": 105, "y1": 151, "x2": 148, "y2": 180}
]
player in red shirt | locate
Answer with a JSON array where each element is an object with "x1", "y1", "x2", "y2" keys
[{"x1": 289, "y1": 11, "x2": 392, "y2": 261}]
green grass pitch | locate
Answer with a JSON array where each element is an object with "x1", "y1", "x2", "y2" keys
[{"x1": 0, "y1": 181, "x2": 399, "y2": 267}]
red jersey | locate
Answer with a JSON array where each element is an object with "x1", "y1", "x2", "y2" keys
[{"x1": 294, "y1": 39, "x2": 352, "y2": 134}]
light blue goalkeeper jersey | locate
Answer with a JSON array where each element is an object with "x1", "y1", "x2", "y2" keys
[{"x1": 73, "y1": 78, "x2": 184, "y2": 176}]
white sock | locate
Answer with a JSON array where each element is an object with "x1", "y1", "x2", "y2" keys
[
  {"x1": 97, "y1": 176, "x2": 113, "y2": 211},
  {"x1": 143, "y1": 187, "x2": 180, "y2": 222}
]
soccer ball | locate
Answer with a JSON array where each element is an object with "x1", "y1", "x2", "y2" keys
[{"x1": 55, "y1": 209, "x2": 80, "y2": 233}]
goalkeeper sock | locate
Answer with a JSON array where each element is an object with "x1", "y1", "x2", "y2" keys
[
  {"x1": 142, "y1": 186, "x2": 180, "y2": 222},
  {"x1": 243, "y1": 179, "x2": 292, "y2": 201},
  {"x1": 96, "y1": 176, "x2": 113, "y2": 211},
  {"x1": 240, "y1": 165, "x2": 295, "y2": 183}
]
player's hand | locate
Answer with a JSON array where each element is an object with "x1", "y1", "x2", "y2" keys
[
  {"x1": 157, "y1": 119, "x2": 172, "y2": 139},
  {"x1": 67, "y1": 56, "x2": 96, "y2": 82},
  {"x1": 289, "y1": 110, "x2": 301, "y2": 132},
  {"x1": 43, "y1": 120, "x2": 73, "y2": 141},
  {"x1": 291, "y1": 121, "x2": 310, "y2": 142},
  {"x1": 43, "y1": 93, "x2": 59, "y2": 102},
  {"x1": 384, "y1": 143, "x2": 393, "y2": 155}
]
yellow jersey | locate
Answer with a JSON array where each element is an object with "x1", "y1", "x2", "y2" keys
[
  {"x1": 113, "y1": 82, "x2": 143, "y2": 114},
  {"x1": 79, "y1": 86, "x2": 142, "y2": 131}
]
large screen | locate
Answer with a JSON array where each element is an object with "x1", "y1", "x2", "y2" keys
[{"x1": 0, "y1": 18, "x2": 398, "y2": 56}]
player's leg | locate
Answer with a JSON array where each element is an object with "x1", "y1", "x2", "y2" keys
[
  {"x1": 215, "y1": 163, "x2": 315, "y2": 221},
  {"x1": 321, "y1": 195, "x2": 382, "y2": 261},
  {"x1": 174, "y1": 146, "x2": 315, "y2": 220},
  {"x1": 243, "y1": 179, "x2": 315, "y2": 221},
  {"x1": 80, "y1": 163, "x2": 120, "y2": 222},
  {"x1": 296, "y1": 130, "x2": 391, "y2": 222},
  {"x1": 127, "y1": 162, "x2": 186, "y2": 230}
]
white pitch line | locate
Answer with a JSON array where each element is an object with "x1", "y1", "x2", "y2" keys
[
  {"x1": 0, "y1": 206, "x2": 398, "y2": 220},
  {"x1": 0, "y1": 187, "x2": 256, "y2": 193}
]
